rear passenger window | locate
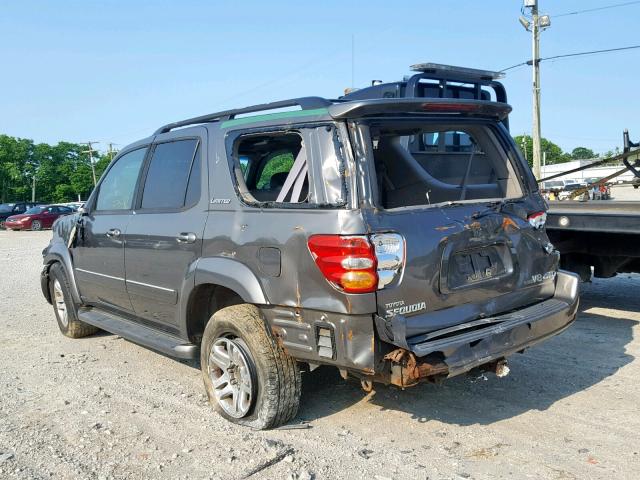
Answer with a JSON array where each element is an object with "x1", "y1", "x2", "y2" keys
[{"x1": 141, "y1": 139, "x2": 200, "y2": 209}]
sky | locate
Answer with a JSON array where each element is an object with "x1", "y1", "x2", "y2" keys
[{"x1": 1, "y1": 0, "x2": 638, "y2": 155}]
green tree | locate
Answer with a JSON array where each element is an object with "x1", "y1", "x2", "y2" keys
[
  {"x1": 571, "y1": 147, "x2": 597, "y2": 160},
  {"x1": 513, "y1": 135, "x2": 572, "y2": 167},
  {"x1": 0, "y1": 134, "x2": 100, "y2": 203}
]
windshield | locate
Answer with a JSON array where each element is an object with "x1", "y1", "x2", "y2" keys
[
  {"x1": 361, "y1": 120, "x2": 523, "y2": 209},
  {"x1": 24, "y1": 206, "x2": 45, "y2": 214},
  {"x1": 0, "y1": 203, "x2": 14, "y2": 212}
]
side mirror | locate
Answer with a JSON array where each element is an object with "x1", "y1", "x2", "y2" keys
[{"x1": 77, "y1": 206, "x2": 88, "y2": 216}]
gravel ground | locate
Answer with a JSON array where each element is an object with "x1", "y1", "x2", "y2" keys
[{"x1": 1, "y1": 230, "x2": 639, "y2": 480}]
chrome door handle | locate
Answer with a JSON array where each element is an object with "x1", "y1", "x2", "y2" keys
[
  {"x1": 176, "y1": 232, "x2": 197, "y2": 244},
  {"x1": 106, "y1": 228, "x2": 121, "y2": 238}
]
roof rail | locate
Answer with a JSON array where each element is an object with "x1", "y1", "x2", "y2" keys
[{"x1": 154, "y1": 96, "x2": 333, "y2": 135}]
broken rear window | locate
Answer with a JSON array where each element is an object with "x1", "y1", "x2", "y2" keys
[{"x1": 363, "y1": 121, "x2": 523, "y2": 209}]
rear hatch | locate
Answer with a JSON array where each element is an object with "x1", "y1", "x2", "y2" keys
[{"x1": 354, "y1": 117, "x2": 558, "y2": 342}]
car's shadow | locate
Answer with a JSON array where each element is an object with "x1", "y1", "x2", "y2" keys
[{"x1": 297, "y1": 278, "x2": 638, "y2": 426}]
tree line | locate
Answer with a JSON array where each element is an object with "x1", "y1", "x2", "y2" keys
[
  {"x1": 0, "y1": 135, "x2": 112, "y2": 203},
  {"x1": 0, "y1": 132, "x2": 624, "y2": 204},
  {"x1": 513, "y1": 134, "x2": 621, "y2": 167}
]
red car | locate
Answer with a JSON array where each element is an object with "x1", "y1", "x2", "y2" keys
[{"x1": 4, "y1": 205, "x2": 74, "y2": 231}]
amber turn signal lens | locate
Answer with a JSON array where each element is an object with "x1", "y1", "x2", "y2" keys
[{"x1": 339, "y1": 270, "x2": 377, "y2": 292}]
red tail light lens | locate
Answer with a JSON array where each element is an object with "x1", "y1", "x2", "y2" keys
[
  {"x1": 307, "y1": 235, "x2": 378, "y2": 293},
  {"x1": 421, "y1": 102, "x2": 480, "y2": 113}
]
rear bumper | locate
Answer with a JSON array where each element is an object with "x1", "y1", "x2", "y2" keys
[{"x1": 382, "y1": 270, "x2": 580, "y2": 379}]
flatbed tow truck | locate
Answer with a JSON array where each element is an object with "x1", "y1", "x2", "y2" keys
[{"x1": 343, "y1": 63, "x2": 640, "y2": 281}]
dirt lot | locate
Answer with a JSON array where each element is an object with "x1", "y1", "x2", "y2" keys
[{"x1": 1, "y1": 230, "x2": 639, "y2": 480}]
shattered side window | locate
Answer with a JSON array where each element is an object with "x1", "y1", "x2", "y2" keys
[
  {"x1": 229, "y1": 126, "x2": 347, "y2": 207},
  {"x1": 233, "y1": 132, "x2": 309, "y2": 204}
]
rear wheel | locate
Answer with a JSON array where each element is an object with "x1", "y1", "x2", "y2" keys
[
  {"x1": 201, "y1": 304, "x2": 301, "y2": 429},
  {"x1": 31, "y1": 220, "x2": 42, "y2": 231},
  {"x1": 49, "y1": 263, "x2": 98, "y2": 338},
  {"x1": 0, "y1": 220, "x2": 5, "y2": 229}
]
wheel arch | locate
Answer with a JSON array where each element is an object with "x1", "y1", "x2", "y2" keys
[
  {"x1": 42, "y1": 242, "x2": 82, "y2": 305},
  {"x1": 182, "y1": 257, "x2": 269, "y2": 344}
]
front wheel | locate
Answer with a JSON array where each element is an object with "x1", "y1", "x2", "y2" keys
[
  {"x1": 49, "y1": 263, "x2": 98, "y2": 338},
  {"x1": 31, "y1": 220, "x2": 42, "y2": 231},
  {"x1": 201, "y1": 304, "x2": 301, "y2": 429}
]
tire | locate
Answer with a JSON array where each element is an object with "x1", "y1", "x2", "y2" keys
[
  {"x1": 31, "y1": 220, "x2": 42, "y2": 231},
  {"x1": 48, "y1": 263, "x2": 98, "y2": 338},
  {"x1": 0, "y1": 220, "x2": 5, "y2": 229},
  {"x1": 201, "y1": 304, "x2": 301, "y2": 429}
]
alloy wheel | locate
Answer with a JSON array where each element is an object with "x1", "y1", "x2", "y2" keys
[
  {"x1": 208, "y1": 337, "x2": 255, "y2": 418},
  {"x1": 53, "y1": 279, "x2": 68, "y2": 327}
]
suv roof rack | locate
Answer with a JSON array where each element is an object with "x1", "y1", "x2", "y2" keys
[
  {"x1": 410, "y1": 62, "x2": 505, "y2": 81},
  {"x1": 154, "y1": 96, "x2": 334, "y2": 135}
]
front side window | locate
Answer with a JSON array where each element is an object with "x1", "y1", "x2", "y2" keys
[
  {"x1": 367, "y1": 121, "x2": 522, "y2": 209},
  {"x1": 95, "y1": 148, "x2": 146, "y2": 211},
  {"x1": 141, "y1": 139, "x2": 200, "y2": 210}
]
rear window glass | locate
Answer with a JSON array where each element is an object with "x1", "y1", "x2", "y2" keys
[{"x1": 366, "y1": 121, "x2": 522, "y2": 209}]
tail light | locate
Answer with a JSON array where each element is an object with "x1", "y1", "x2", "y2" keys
[
  {"x1": 528, "y1": 211, "x2": 547, "y2": 229},
  {"x1": 307, "y1": 233, "x2": 405, "y2": 293}
]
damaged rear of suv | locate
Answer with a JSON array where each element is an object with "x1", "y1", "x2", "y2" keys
[
  {"x1": 326, "y1": 96, "x2": 579, "y2": 388},
  {"x1": 41, "y1": 64, "x2": 578, "y2": 429}
]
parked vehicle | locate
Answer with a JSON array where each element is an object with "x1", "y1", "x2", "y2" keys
[
  {"x1": 5, "y1": 205, "x2": 73, "y2": 230},
  {"x1": 558, "y1": 183, "x2": 585, "y2": 200},
  {"x1": 57, "y1": 202, "x2": 85, "y2": 212},
  {"x1": 0, "y1": 201, "x2": 43, "y2": 229},
  {"x1": 41, "y1": 85, "x2": 579, "y2": 429},
  {"x1": 542, "y1": 180, "x2": 565, "y2": 192}
]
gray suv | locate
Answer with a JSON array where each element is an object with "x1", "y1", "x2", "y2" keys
[{"x1": 41, "y1": 91, "x2": 579, "y2": 429}]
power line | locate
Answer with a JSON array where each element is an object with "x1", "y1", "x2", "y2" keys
[
  {"x1": 500, "y1": 44, "x2": 640, "y2": 72},
  {"x1": 542, "y1": 44, "x2": 640, "y2": 62},
  {"x1": 553, "y1": 0, "x2": 640, "y2": 18}
]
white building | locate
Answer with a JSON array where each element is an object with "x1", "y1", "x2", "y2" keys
[{"x1": 540, "y1": 157, "x2": 637, "y2": 183}]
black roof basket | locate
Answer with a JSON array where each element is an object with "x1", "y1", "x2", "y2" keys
[
  {"x1": 405, "y1": 63, "x2": 508, "y2": 104},
  {"x1": 154, "y1": 96, "x2": 333, "y2": 135}
]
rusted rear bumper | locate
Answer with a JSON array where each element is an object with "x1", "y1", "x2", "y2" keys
[{"x1": 383, "y1": 270, "x2": 579, "y2": 384}]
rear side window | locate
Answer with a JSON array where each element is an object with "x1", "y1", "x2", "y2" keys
[
  {"x1": 367, "y1": 122, "x2": 522, "y2": 209},
  {"x1": 229, "y1": 127, "x2": 347, "y2": 207},
  {"x1": 234, "y1": 133, "x2": 309, "y2": 203},
  {"x1": 141, "y1": 139, "x2": 200, "y2": 209},
  {"x1": 96, "y1": 148, "x2": 146, "y2": 211}
]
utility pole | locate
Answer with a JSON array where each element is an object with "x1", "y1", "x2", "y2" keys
[
  {"x1": 31, "y1": 175, "x2": 36, "y2": 202},
  {"x1": 520, "y1": 1, "x2": 551, "y2": 180},
  {"x1": 107, "y1": 143, "x2": 117, "y2": 161},
  {"x1": 531, "y1": 0, "x2": 542, "y2": 180},
  {"x1": 81, "y1": 141, "x2": 100, "y2": 186}
]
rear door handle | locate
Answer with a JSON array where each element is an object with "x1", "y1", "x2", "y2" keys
[
  {"x1": 176, "y1": 232, "x2": 197, "y2": 244},
  {"x1": 106, "y1": 228, "x2": 121, "y2": 238}
]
